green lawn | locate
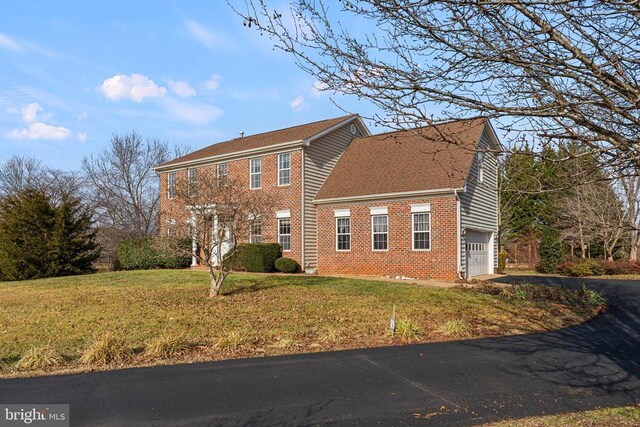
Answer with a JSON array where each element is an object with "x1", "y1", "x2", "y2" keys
[
  {"x1": 0, "y1": 270, "x2": 599, "y2": 377},
  {"x1": 482, "y1": 404, "x2": 640, "y2": 426}
]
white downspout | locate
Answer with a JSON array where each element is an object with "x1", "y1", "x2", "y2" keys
[
  {"x1": 455, "y1": 190, "x2": 463, "y2": 280},
  {"x1": 190, "y1": 214, "x2": 198, "y2": 267}
]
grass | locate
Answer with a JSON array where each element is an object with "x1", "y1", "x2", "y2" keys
[
  {"x1": 481, "y1": 404, "x2": 640, "y2": 426},
  {"x1": 438, "y1": 319, "x2": 472, "y2": 338},
  {"x1": 0, "y1": 270, "x2": 601, "y2": 377}
]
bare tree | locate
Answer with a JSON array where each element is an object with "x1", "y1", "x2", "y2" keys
[
  {"x1": 237, "y1": 1, "x2": 640, "y2": 172},
  {"x1": 0, "y1": 156, "x2": 44, "y2": 197},
  {"x1": 619, "y1": 174, "x2": 640, "y2": 261},
  {"x1": 166, "y1": 168, "x2": 275, "y2": 297},
  {"x1": 0, "y1": 155, "x2": 82, "y2": 201},
  {"x1": 82, "y1": 132, "x2": 188, "y2": 260}
]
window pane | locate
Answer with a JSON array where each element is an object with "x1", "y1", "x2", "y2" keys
[
  {"x1": 336, "y1": 217, "x2": 351, "y2": 251},
  {"x1": 372, "y1": 215, "x2": 388, "y2": 250},
  {"x1": 250, "y1": 158, "x2": 261, "y2": 189},
  {"x1": 278, "y1": 218, "x2": 291, "y2": 251},
  {"x1": 278, "y1": 153, "x2": 291, "y2": 186}
]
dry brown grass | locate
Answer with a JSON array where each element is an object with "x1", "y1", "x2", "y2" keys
[
  {"x1": 0, "y1": 270, "x2": 599, "y2": 377},
  {"x1": 481, "y1": 404, "x2": 640, "y2": 426},
  {"x1": 15, "y1": 345, "x2": 63, "y2": 371}
]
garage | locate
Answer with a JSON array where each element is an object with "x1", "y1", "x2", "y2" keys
[{"x1": 466, "y1": 230, "x2": 492, "y2": 278}]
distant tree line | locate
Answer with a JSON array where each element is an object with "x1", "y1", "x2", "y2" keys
[{"x1": 0, "y1": 132, "x2": 188, "y2": 280}]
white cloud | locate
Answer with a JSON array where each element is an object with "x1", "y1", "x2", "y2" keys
[
  {"x1": 0, "y1": 32, "x2": 22, "y2": 52},
  {"x1": 311, "y1": 80, "x2": 330, "y2": 97},
  {"x1": 163, "y1": 98, "x2": 224, "y2": 124},
  {"x1": 290, "y1": 95, "x2": 309, "y2": 112},
  {"x1": 167, "y1": 80, "x2": 196, "y2": 97},
  {"x1": 101, "y1": 74, "x2": 167, "y2": 102},
  {"x1": 185, "y1": 19, "x2": 235, "y2": 51},
  {"x1": 78, "y1": 132, "x2": 87, "y2": 142},
  {"x1": 8, "y1": 122, "x2": 71, "y2": 141},
  {"x1": 22, "y1": 102, "x2": 43, "y2": 123},
  {"x1": 204, "y1": 74, "x2": 222, "y2": 90}
]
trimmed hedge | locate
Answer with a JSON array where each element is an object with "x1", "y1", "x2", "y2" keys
[
  {"x1": 237, "y1": 243, "x2": 282, "y2": 273},
  {"x1": 275, "y1": 257, "x2": 299, "y2": 273},
  {"x1": 117, "y1": 237, "x2": 191, "y2": 270}
]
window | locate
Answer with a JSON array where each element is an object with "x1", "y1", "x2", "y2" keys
[
  {"x1": 477, "y1": 152, "x2": 485, "y2": 183},
  {"x1": 336, "y1": 217, "x2": 351, "y2": 251},
  {"x1": 278, "y1": 153, "x2": 291, "y2": 186},
  {"x1": 188, "y1": 168, "x2": 197, "y2": 197},
  {"x1": 372, "y1": 215, "x2": 388, "y2": 251},
  {"x1": 250, "y1": 220, "x2": 262, "y2": 244},
  {"x1": 412, "y1": 213, "x2": 431, "y2": 250},
  {"x1": 278, "y1": 218, "x2": 291, "y2": 251},
  {"x1": 166, "y1": 219, "x2": 176, "y2": 237},
  {"x1": 167, "y1": 172, "x2": 176, "y2": 199},
  {"x1": 217, "y1": 163, "x2": 228, "y2": 185},
  {"x1": 250, "y1": 157, "x2": 261, "y2": 189}
]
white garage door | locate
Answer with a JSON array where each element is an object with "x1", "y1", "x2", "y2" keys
[{"x1": 466, "y1": 231, "x2": 491, "y2": 277}]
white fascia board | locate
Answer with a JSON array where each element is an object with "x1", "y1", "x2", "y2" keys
[
  {"x1": 303, "y1": 115, "x2": 371, "y2": 146},
  {"x1": 314, "y1": 188, "x2": 462, "y2": 205},
  {"x1": 154, "y1": 140, "x2": 304, "y2": 173}
]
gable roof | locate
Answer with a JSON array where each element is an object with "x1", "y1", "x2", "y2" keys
[
  {"x1": 314, "y1": 118, "x2": 489, "y2": 202},
  {"x1": 156, "y1": 114, "x2": 361, "y2": 171}
]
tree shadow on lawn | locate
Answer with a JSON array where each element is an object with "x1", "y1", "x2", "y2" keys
[{"x1": 469, "y1": 275, "x2": 640, "y2": 395}]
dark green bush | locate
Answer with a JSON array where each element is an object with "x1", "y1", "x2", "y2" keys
[
  {"x1": 275, "y1": 257, "x2": 299, "y2": 273},
  {"x1": 223, "y1": 246, "x2": 245, "y2": 271},
  {"x1": 238, "y1": 243, "x2": 282, "y2": 273},
  {"x1": 497, "y1": 251, "x2": 507, "y2": 274},
  {"x1": 537, "y1": 227, "x2": 562, "y2": 273},
  {"x1": 117, "y1": 237, "x2": 190, "y2": 270}
]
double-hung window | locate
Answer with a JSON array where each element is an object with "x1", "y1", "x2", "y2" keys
[
  {"x1": 477, "y1": 152, "x2": 485, "y2": 183},
  {"x1": 412, "y1": 213, "x2": 431, "y2": 250},
  {"x1": 278, "y1": 215, "x2": 291, "y2": 251},
  {"x1": 217, "y1": 163, "x2": 228, "y2": 186},
  {"x1": 188, "y1": 168, "x2": 197, "y2": 197},
  {"x1": 250, "y1": 157, "x2": 261, "y2": 189},
  {"x1": 167, "y1": 172, "x2": 176, "y2": 199},
  {"x1": 371, "y1": 214, "x2": 388, "y2": 251},
  {"x1": 278, "y1": 153, "x2": 291, "y2": 186},
  {"x1": 250, "y1": 219, "x2": 262, "y2": 244},
  {"x1": 335, "y1": 211, "x2": 351, "y2": 251}
]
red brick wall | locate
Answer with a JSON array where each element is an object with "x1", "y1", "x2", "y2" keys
[
  {"x1": 159, "y1": 149, "x2": 304, "y2": 265},
  {"x1": 316, "y1": 196, "x2": 459, "y2": 280}
]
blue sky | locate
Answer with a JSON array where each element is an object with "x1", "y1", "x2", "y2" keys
[{"x1": 0, "y1": 1, "x2": 377, "y2": 170}]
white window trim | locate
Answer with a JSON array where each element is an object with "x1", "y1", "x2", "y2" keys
[
  {"x1": 187, "y1": 168, "x2": 197, "y2": 196},
  {"x1": 336, "y1": 216, "x2": 351, "y2": 252},
  {"x1": 167, "y1": 172, "x2": 176, "y2": 200},
  {"x1": 276, "y1": 209, "x2": 291, "y2": 219},
  {"x1": 217, "y1": 162, "x2": 228, "y2": 185},
  {"x1": 371, "y1": 214, "x2": 389, "y2": 252},
  {"x1": 278, "y1": 217, "x2": 291, "y2": 252},
  {"x1": 250, "y1": 157, "x2": 261, "y2": 189},
  {"x1": 412, "y1": 212, "x2": 432, "y2": 252},
  {"x1": 250, "y1": 219, "x2": 262, "y2": 244},
  {"x1": 477, "y1": 152, "x2": 485, "y2": 183},
  {"x1": 334, "y1": 209, "x2": 350, "y2": 217},
  {"x1": 278, "y1": 152, "x2": 291, "y2": 187}
]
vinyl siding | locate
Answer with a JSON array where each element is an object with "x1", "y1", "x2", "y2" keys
[
  {"x1": 304, "y1": 124, "x2": 363, "y2": 269},
  {"x1": 459, "y1": 128, "x2": 499, "y2": 276}
]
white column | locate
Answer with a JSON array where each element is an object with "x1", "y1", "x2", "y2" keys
[
  {"x1": 190, "y1": 214, "x2": 198, "y2": 267},
  {"x1": 212, "y1": 214, "x2": 219, "y2": 267}
]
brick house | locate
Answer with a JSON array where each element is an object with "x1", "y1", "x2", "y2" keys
[{"x1": 155, "y1": 115, "x2": 499, "y2": 280}]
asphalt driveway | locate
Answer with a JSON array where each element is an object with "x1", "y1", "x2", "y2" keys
[{"x1": 1, "y1": 275, "x2": 639, "y2": 426}]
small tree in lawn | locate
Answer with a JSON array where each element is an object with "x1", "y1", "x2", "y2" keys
[{"x1": 168, "y1": 167, "x2": 275, "y2": 297}]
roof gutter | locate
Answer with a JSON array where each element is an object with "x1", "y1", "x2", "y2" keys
[
  {"x1": 153, "y1": 140, "x2": 305, "y2": 173},
  {"x1": 313, "y1": 187, "x2": 464, "y2": 205}
]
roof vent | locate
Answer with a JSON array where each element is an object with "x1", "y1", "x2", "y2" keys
[{"x1": 239, "y1": 131, "x2": 245, "y2": 138}]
